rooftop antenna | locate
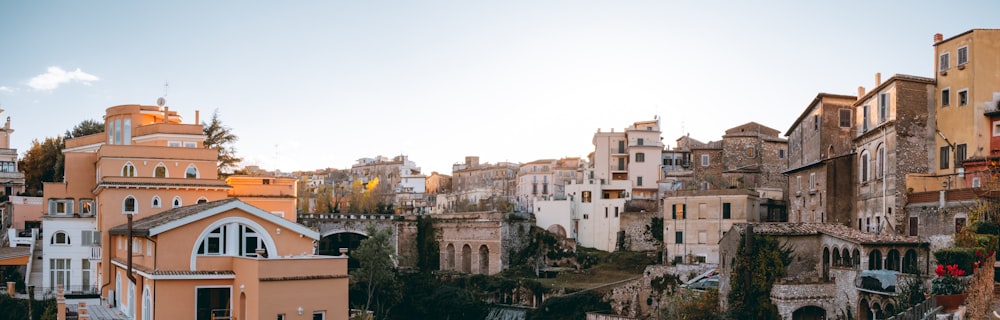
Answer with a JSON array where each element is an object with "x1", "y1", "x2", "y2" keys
[{"x1": 156, "y1": 82, "x2": 168, "y2": 107}]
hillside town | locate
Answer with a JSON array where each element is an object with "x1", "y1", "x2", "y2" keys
[{"x1": 1, "y1": 29, "x2": 1000, "y2": 320}]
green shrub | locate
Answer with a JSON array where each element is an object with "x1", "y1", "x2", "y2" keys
[
  {"x1": 971, "y1": 221, "x2": 1000, "y2": 235},
  {"x1": 934, "y1": 247, "x2": 980, "y2": 274}
]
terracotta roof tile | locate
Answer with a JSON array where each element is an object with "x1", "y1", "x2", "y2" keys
[
  {"x1": 109, "y1": 198, "x2": 241, "y2": 235},
  {"x1": 734, "y1": 223, "x2": 924, "y2": 245}
]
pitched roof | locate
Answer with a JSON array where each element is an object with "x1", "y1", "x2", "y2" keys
[
  {"x1": 733, "y1": 223, "x2": 925, "y2": 246},
  {"x1": 109, "y1": 198, "x2": 318, "y2": 239}
]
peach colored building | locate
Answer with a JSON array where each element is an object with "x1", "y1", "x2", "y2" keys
[{"x1": 43, "y1": 103, "x2": 348, "y2": 320}]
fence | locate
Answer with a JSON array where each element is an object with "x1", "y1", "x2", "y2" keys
[{"x1": 885, "y1": 296, "x2": 942, "y2": 320}]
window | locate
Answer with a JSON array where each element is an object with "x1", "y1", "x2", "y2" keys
[
  {"x1": 0, "y1": 161, "x2": 15, "y2": 172},
  {"x1": 675, "y1": 232, "x2": 683, "y2": 244},
  {"x1": 700, "y1": 154, "x2": 709, "y2": 166},
  {"x1": 168, "y1": 141, "x2": 181, "y2": 147},
  {"x1": 875, "y1": 147, "x2": 885, "y2": 178},
  {"x1": 993, "y1": 121, "x2": 1000, "y2": 137},
  {"x1": 239, "y1": 225, "x2": 266, "y2": 257},
  {"x1": 862, "y1": 105, "x2": 870, "y2": 131},
  {"x1": 614, "y1": 207, "x2": 619, "y2": 218},
  {"x1": 583, "y1": 214, "x2": 589, "y2": 220},
  {"x1": 973, "y1": 177, "x2": 982, "y2": 188},
  {"x1": 114, "y1": 119, "x2": 122, "y2": 145},
  {"x1": 52, "y1": 231, "x2": 70, "y2": 245},
  {"x1": 123, "y1": 196, "x2": 137, "y2": 214},
  {"x1": 49, "y1": 199, "x2": 74, "y2": 215},
  {"x1": 183, "y1": 141, "x2": 198, "y2": 148},
  {"x1": 637, "y1": 176, "x2": 643, "y2": 186},
  {"x1": 839, "y1": 109, "x2": 851, "y2": 128},
  {"x1": 154, "y1": 164, "x2": 167, "y2": 178},
  {"x1": 133, "y1": 238, "x2": 142, "y2": 254},
  {"x1": 909, "y1": 217, "x2": 919, "y2": 237},
  {"x1": 958, "y1": 89, "x2": 968, "y2": 106},
  {"x1": 635, "y1": 153, "x2": 645, "y2": 163},
  {"x1": 722, "y1": 202, "x2": 731, "y2": 219},
  {"x1": 957, "y1": 46, "x2": 968, "y2": 65},
  {"x1": 778, "y1": 149, "x2": 785, "y2": 159},
  {"x1": 122, "y1": 162, "x2": 137, "y2": 177},
  {"x1": 940, "y1": 146, "x2": 950, "y2": 169},
  {"x1": 813, "y1": 115, "x2": 819, "y2": 130},
  {"x1": 796, "y1": 176, "x2": 802, "y2": 194},
  {"x1": 123, "y1": 118, "x2": 131, "y2": 145},
  {"x1": 313, "y1": 311, "x2": 326, "y2": 320},
  {"x1": 956, "y1": 144, "x2": 967, "y2": 164},
  {"x1": 700, "y1": 181, "x2": 709, "y2": 190},
  {"x1": 878, "y1": 93, "x2": 889, "y2": 122},
  {"x1": 198, "y1": 227, "x2": 225, "y2": 255},
  {"x1": 637, "y1": 138, "x2": 644, "y2": 146},
  {"x1": 955, "y1": 217, "x2": 967, "y2": 233},
  {"x1": 278, "y1": 314, "x2": 286, "y2": 320},
  {"x1": 746, "y1": 147, "x2": 755, "y2": 158},
  {"x1": 809, "y1": 173, "x2": 816, "y2": 192},
  {"x1": 185, "y1": 165, "x2": 199, "y2": 179},
  {"x1": 82, "y1": 259, "x2": 92, "y2": 292},
  {"x1": 605, "y1": 207, "x2": 609, "y2": 218},
  {"x1": 80, "y1": 199, "x2": 94, "y2": 216},
  {"x1": 197, "y1": 197, "x2": 209, "y2": 204},
  {"x1": 671, "y1": 204, "x2": 686, "y2": 219},
  {"x1": 860, "y1": 152, "x2": 869, "y2": 182},
  {"x1": 50, "y1": 258, "x2": 70, "y2": 291},
  {"x1": 698, "y1": 231, "x2": 707, "y2": 244},
  {"x1": 942, "y1": 88, "x2": 950, "y2": 106},
  {"x1": 81, "y1": 230, "x2": 100, "y2": 246},
  {"x1": 581, "y1": 191, "x2": 591, "y2": 203},
  {"x1": 939, "y1": 52, "x2": 950, "y2": 71},
  {"x1": 151, "y1": 196, "x2": 161, "y2": 208},
  {"x1": 617, "y1": 140, "x2": 625, "y2": 153},
  {"x1": 173, "y1": 196, "x2": 183, "y2": 208}
]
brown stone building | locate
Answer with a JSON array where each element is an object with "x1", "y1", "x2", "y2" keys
[{"x1": 783, "y1": 93, "x2": 857, "y2": 225}]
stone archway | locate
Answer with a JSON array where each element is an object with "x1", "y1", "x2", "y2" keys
[
  {"x1": 462, "y1": 244, "x2": 472, "y2": 273},
  {"x1": 445, "y1": 243, "x2": 456, "y2": 271},
  {"x1": 479, "y1": 245, "x2": 490, "y2": 275},
  {"x1": 318, "y1": 232, "x2": 367, "y2": 269},
  {"x1": 792, "y1": 305, "x2": 826, "y2": 320}
]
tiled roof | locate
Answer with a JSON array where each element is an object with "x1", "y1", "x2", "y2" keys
[
  {"x1": 734, "y1": 223, "x2": 924, "y2": 245},
  {"x1": 109, "y1": 198, "x2": 241, "y2": 235},
  {"x1": 0, "y1": 246, "x2": 30, "y2": 260}
]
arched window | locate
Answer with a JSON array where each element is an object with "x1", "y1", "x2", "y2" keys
[
  {"x1": 197, "y1": 197, "x2": 208, "y2": 204},
  {"x1": 154, "y1": 163, "x2": 167, "y2": 178},
  {"x1": 151, "y1": 196, "x2": 161, "y2": 208},
  {"x1": 446, "y1": 244, "x2": 456, "y2": 270},
  {"x1": 903, "y1": 249, "x2": 919, "y2": 274},
  {"x1": 123, "y1": 196, "x2": 137, "y2": 214},
  {"x1": 886, "y1": 249, "x2": 901, "y2": 272},
  {"x1": 822, "y1": 247, "x2": 830, "y2": 280},
  {"x1": 875, "y1": 145, "x2": 885, "y2": 179},
  {"x1": 115, "y1": 272, "x2": 122, "y2": 310},
  {"x1": 462, "y1": 244, "x2": 472, "y2": 273},
  {"x1": 51, "y1": 231, "x2": 70, "y2": 245},
  {"x1": 172, "y1": 196, "x2": 182, "y2": 208},
  {"x1": 832, "y1": 248, "x2": 841, "y2": 267},
  {"x1": 142, "y1": 286, "x2": 153, "y2": 320},
  {"x1": 869, "y1": 250, "x2": 883, "y2": 270},
  {"x1": 196, "y1": 223, "x2": 269, "y2": 258},
  {"x1": 852, "y1": 249, "x2": 861, "y2": 269},
  {"x1": 842, "y1": 248, "x2": 851, "y2": 267},
  {"x1": 185, "y1": 165, "x2": 199, "y2": 179},
  {"x1": 122, "y1": 162, "x2": 137, "y2": 177}
]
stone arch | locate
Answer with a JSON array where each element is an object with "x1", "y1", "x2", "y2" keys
[
  {"x1": 318, "y1": 232, "x2": 367, "y2": 269},
  {"x1": 872, "y1": 302, "x2": 884, "y2": 320},
  {"x1": 868, "y1": 249, "x2": 883, "y2": 270},
  {"x1": 832, "y1": 247, "x2": 841, "y2": 267},
  {"x1": 886, "y1": 249, "x2": 900, "y2": 271},
  {"x1": 462, "y1": 244, "x2": 472, "y2": 273},
  {"x1": 792, "y1": 305, "x2": 826, "y2": 320},
  {"x1": 903, "y1": 249, "x2": 919, "y2": 274},
  {"x1": 822, "y1": 247, "x2": 830, "y2": 280},
  {"x1": 842, "y1": 247, "x2": 851, "y2": 268},
  {"x1": 884, "y1": 303, "x2": 895, "y2": 317},
  {"x1": 858, "y1": 298, "x2": 871, "y2": 320},
  {"x1": 852, "y1": 248, "x2": 861, "y2": 269},
  {"x1": 547, "y1": 224, "x2": 567, "y2": 238},
  {"x1": 445, "y1": 243, "x2": 456, "y2": 270},
  {"x1": 479, "y1": 245, "x2": 490, "y2": 275}
]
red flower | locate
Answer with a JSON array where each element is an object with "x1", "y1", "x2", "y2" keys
[{"x1": 935, "y1": 264, "x2": 945, "y2": 277}]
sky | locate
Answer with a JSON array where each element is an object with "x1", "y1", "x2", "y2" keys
[{"x1": 1, "y1": 1, "x2": 999, "y2": 175}]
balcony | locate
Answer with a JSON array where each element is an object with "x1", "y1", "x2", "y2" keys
[{"x1": 89, "y1": 246, "x2": 102, "y2": 260}]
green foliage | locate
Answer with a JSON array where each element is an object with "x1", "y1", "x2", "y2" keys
[
  {"x1": 0, "y1": 295, "x2": 56, "y2": 320},
  {"x1": 202, "y1": 109, "x2": 242, "y2": 177},
  {"x1": 606, "y1": 251, "x2": 655, "y2": 273},
  {"x1": 650, "y1": 273, "x2": 681, "y2": 295},
  {"x1": 659, "y1": 289, "x2": 722, "y2": 320},
  {"x1": 18, "y1": 137, "x2": 64, "y2": 195},
  {"x1": 971, "y1": 220, "x2": 1000, "y2": 235},
  {"x1": 933, "y1": 247, "x2": 979, "y2": 274},
  {"x1": 389, "y1": 273, "x2": 487, "y2": 320},
  {"x1": 575, "y1": 247, "x2": 608, "y2": 269},
  {"x1": 895, "y1": 276, "x2": 928, "y2": 311},
  {"x1": 63, "y1": 119, "x2": 104, "y2": 139},
  {"x1": 531, "y1": 291, "x2": 610, "y2": 320},
  {"x1": 646, "y1": 217, "x2": 664, "y2": 242},
  {"x1": 350, "y1": 224, "x2": 401, "y2": 319},
  {"x1": 727, "y1": 232, "x2": 793, "y2": 320},
  {"x1": 415, "y1": 216, "x2": 440, "y2": 272}
]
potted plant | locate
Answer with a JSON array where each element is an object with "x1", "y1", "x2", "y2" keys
[{"x1": 931, "y1": 264, "x2": 968, "y2": 312}]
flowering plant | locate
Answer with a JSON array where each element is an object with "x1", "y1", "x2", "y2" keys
[{"x1": 931, "y1": 264, "x2": 967, "y2": 295}]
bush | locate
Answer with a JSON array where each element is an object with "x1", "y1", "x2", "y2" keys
[
  {"x1": 934, "y1": 247, "x2": 980, "y2": 274},
  {"x1": 971, "y1": 221, "x2": 1000, "y2": 235},
  {"x1": 531, "y1": 291, "x2": 610, "y2": 320},
  {"x1": 606, "y1": 251, "x2": 655, "y2": 273}
]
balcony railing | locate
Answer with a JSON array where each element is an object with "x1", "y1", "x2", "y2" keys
[
  {"x1": 885, "y1": 296, "x2": 942, "y2": 320},
  {"x1": 89, "y1": 247, "x2": 102, "y2": 260}
]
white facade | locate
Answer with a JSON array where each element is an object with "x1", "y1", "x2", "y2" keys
[{"x1": 41, "y1": 215, "x2": 99, "y2": 295}]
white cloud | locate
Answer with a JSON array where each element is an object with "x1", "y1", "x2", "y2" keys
[
  {"x1": 0, "y1": 86, "x2": 13, "y2": 93},
  {"x1": 28, "y1": 66, "x2": 100, "y2": 90}
]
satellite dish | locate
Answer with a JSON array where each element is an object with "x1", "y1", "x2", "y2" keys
[{"x1": 156, "y1": 97, "x2": 166, "y2": 107}]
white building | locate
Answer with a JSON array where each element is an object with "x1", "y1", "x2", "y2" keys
[{"x1": 41, "y1": 205, "x2": 99, "y2": 295}]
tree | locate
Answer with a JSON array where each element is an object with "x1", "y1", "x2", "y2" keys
[
  {"x1": 18, "y1": 137, "x2": 64, "y2": 195},
  {"x1": 727, "y1": 229, "x2": 793, "y2": 320},
  {"x1": 415, "y1": 216, "x2": 440, "y2": 272},
  {"x1": 660, "y1": 289, "x2": 722, "y2": 320},
  {"x1": 202, "y1": 109, "x2": 242, "y2": 177},
  {"x1": 63, "y1": 119, "x2": 104, "y2": 139},
  {"x1": 350, "y1": 224, "x2": 401, "y2": 319}
]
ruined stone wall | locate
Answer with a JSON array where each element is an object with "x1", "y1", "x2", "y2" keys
[
  {"x1": 619, "y1": 211, "x2": 660, "y2": 252},
  {"x1": 964, "y1": 255, "x2": 996, "y2": 320}
]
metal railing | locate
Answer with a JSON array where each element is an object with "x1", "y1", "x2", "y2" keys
[{"x1": 886, "y1": 296, "x2": 942, "y2": 320}]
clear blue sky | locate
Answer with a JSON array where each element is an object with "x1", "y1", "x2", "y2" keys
[{"x1": 1, "y1": 1, "x2": 998, "y2": 174}]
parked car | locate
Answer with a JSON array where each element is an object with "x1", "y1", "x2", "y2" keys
[{"x1": 688, "y1": 276, "x2": 719, "y2": 291}]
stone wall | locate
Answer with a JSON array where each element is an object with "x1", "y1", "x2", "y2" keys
[
  {"x1": 619, "y1": 211, "x2": 660, "y2": 252},
  {"x1": 605, "y1": 264, "x2": 717, "y2": 318},
  {"x1": 963, "y1": 255, "x2": 996, "y2": 319}
]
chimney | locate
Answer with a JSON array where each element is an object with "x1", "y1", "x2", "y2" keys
[
  {"x1": 857, "y1": 86, "x2": 866, "y2": 99},
  {"x1": 934, "y1": 33, "x2": 943, "y2": 43},
  {"x1": 163, "y1": 107, "x2": 170, "y2": 124},
  {"x1": 195, "y1": 110, "x2": 200, "y2": 124},
  {"x1": 875, "y1": 73, "x2": 881, "y2": 87}
]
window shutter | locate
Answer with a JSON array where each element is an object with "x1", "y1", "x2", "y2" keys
[
  {"x1": 82, "y1": 231, "x2": 92, "y2": 246},
  {"x1": 672, "y1": 205, "x2": 676, "y2": 219}
]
